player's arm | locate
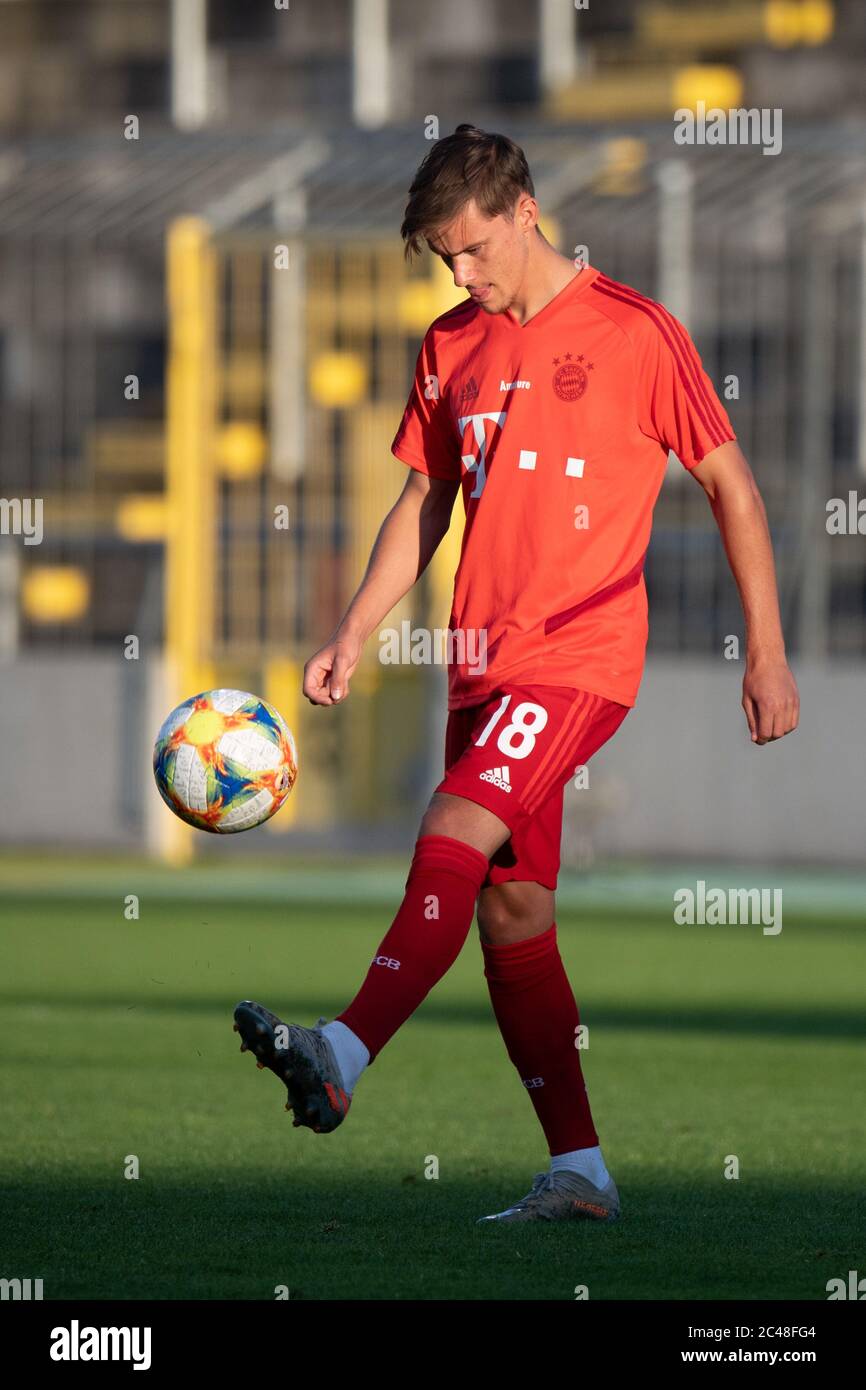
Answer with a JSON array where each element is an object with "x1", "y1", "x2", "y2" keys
[
  {"x1": 690, "y1": 439, "x2": 799, "y2": 745},
  {"x1": 303, "y1": 468, "x2": 460, "y2": 706}
]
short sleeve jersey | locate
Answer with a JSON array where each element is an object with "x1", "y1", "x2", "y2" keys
[{"x1": 391, "y1": 266, "x2": 736, "y2": 710}]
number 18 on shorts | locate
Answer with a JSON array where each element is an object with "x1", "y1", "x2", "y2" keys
[{"x1": 437, "y1": 684, "x2": 629, "y2": 890}]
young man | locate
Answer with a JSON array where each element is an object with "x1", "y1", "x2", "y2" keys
[{"x1": 234, "y1": 125, "x2": 799, "y2": 1224}]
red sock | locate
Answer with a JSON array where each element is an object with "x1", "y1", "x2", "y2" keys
[
  {"x1": 481, "y1": 923, "x2": 599, "y2": 1155},
  {"x1": 337, "y1": 835, "x2": 489, "y2": 1061}
]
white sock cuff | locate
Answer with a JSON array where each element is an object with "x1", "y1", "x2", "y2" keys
[
  {"x1": 320, "y1": 1020, "x2": 370, "y2": 1095},
  {"x1": 550, "y1": 1146, "x2": 610, "y2": 1188}
]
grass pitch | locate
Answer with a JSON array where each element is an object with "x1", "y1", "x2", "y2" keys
[{"x1": 1, "y1": 866, "x2": 864, "y2": 1300}]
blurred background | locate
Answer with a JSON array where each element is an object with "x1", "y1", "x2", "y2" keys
[
  {"x1": 5, "y1": 4, "x2": 865, "y2": 1309},
  {"x1": 0, "y1": 0, "x2": 864, "y2": 880}
]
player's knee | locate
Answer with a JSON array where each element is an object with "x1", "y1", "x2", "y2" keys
[
  {"x1": 418, "y1": 792, "x2": 509, "y2": 859},
  {"x1": 476, "y1": 885, "x2": 553, "y2": 945}
]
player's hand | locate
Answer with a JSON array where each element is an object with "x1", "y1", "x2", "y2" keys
[
  {"x1": 302, "y1": 635, "x2": 362, "y2": 706},
  {"x1": 742, "y1": 659, "x2": 799, "y2": 745}
]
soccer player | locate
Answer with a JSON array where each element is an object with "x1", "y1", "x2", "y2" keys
[{"x1": 234, "y1": 125, "x2": 799, "y2": 1223}]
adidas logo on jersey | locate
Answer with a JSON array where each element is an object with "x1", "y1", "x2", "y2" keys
[
  {"x1": 480, "y1": 765, "x2": 512, "y2": 792},
  {"x1": 460, "y1": 376, "x2": 479, "y2": 401}
]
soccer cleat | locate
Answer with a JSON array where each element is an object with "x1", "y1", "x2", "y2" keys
[
  {"x1": 233, "y1": 1000, "x2": 351, "y2": 1133},
  {"x1": 476, "y1": 1170, "x2": 621, "y2": 1224}
]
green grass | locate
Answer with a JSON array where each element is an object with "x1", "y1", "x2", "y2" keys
[{"x1": 1, "y1": 885, "x2": 864, "y2": 1300}]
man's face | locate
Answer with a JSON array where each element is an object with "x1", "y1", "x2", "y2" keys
[{"x1": 426, "y1": 195, "x2": 535, "y2": 315}]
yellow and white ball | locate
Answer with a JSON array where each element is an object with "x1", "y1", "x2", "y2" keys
[{"x1": 153, "y1": 689, "x2": 297, "y2": 833}]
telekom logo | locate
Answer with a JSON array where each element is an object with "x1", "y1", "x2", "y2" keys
[
  {"x1": 458, "y1": 409, "x2": 587, "y2": 498},
  {"x1": 458, "y1": 411, "x2": 506, "y2": 498}
]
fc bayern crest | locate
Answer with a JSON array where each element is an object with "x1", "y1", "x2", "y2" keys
[{"x1": 552, "y1": 353, "x2": 592, "y2": 401}]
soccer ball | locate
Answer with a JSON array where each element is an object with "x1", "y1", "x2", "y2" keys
[{"x1": 152, "y1": 688, "x2": 298, "y2": 833}]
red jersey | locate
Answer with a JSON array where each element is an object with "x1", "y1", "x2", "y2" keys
[{"x1": 391, "y1": 265, "x2": 735, "y2": 709}]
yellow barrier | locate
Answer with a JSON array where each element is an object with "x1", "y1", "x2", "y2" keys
[
  {"x1": 264, "y1": 658, "x2": 301, "y2": 831},
  {"x1": 163, "y1": 216, "x2": 219, "y2": 862}
]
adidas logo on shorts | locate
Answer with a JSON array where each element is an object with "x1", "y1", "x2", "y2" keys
[{"x1": 480, "y1": 765, "x2": 512, "y2": 792}]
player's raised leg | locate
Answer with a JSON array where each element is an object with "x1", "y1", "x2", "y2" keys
[
  {"x1": 331, "y1": 795, "x2": 506, "y2": 1058},
  {"x1": 234, "y1": 792, "x2": 508, "y2": 1132}
]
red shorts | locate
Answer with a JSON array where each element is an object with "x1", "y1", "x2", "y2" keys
[{"x1": 436, "y1": 684, "x2": 629, "y2": 891}]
